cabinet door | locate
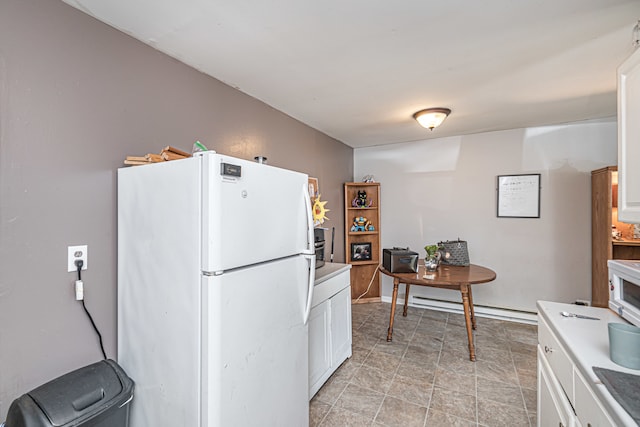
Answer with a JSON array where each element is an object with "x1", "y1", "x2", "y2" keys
[
  {"x1": 309, "y1": 300, "x2": 331, "y2": 398},
  {"x1": 618, "y1": 47, "x2": 640, "y2": 223},
  {"x1": 331, "y1": 287, "x2": 353, "y2": 366},
  {"x1": 574, "y1": 368, "x2": 615, "y2": 427},
  {"x1": 538, "y1": 346, "x2": 575, "y2": 427}
]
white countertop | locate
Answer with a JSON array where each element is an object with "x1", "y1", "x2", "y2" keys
[
  {"x1": 315, "y1": 262, "x2": 351, "y2": 285},
  {"x1": 538, "y1": 301, "x2": 640, "y2": 426}
]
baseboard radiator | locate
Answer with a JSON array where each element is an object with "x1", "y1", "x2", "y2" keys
[{"x1": 381, "y1": 294, "x2": 538, "y2": 324}]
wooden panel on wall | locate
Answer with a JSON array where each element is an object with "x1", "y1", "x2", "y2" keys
[
  {"x1": 612, "y1": 243, "x2": 640, "y2": 260},
  {"x1": 591, "y1": 166, "x2": 615, "y2": 308},
  {"x1": 350, "y1": 264, "x2": 381, "y2": 302},
  {"x1": 592, "y1": 166, "x2": 640, "y2": 308}
]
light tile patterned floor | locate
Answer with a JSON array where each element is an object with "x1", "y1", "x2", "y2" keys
[{"x1": 310, "y1": 302, "x2": 537, "y2": 427}]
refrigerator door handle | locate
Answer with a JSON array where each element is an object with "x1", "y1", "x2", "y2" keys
[
  {"x1": 303, "y1": 183, "x2": 314, "y2": 255},
  {"x1": 303, "y1": 254, "x2": 316, "y2": 325}
]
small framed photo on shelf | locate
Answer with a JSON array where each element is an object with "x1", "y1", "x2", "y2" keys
[{"x1": 350, "y1": 242, "x2": 372, "y2": 261}]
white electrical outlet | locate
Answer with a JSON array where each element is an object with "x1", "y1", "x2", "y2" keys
[{"x1": 68, "y1": 245, "x2": 88, "y2": 272}]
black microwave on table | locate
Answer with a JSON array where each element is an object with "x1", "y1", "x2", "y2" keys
[{"x1": 383, "y1": 248, "x2": 418, "y2": 273}]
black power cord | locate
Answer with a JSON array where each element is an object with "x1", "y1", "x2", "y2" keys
[{"x1": 75, "y1": 260, "x2": 107, "y2": 360}]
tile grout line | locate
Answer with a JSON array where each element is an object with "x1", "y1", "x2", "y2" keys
[
  {"x1": 474, "y1": 331, "x2": 479, "y2": 427},
  {"x1": 510, "y1": 336, "x2": 535, "y2": 427},
  {"x1": 317, "y1": 303, "x2": 537, "y2": 427},
  {"x1": 422, "y1": 311, "x2": 449, "y2": 427},
  {"x1": 317, "y1": 308, "x2": 375, "y2": 427},
  {"x1": 371, "y1": 307, "x2": 423, "y2": 426}
]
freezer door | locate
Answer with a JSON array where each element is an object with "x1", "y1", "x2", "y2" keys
[
  {"x1": 202, "y1": 255, "x2": 311, "y2": 426},
  {"x1": 201, "y1": 152, "x2": 312, "y2": 273}
]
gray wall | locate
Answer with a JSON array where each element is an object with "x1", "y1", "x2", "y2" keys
[
  {"x1": 355, "y1": 119, "x2": 617, "y2": 313},
  {"x1": 0, "y1": 0, "x2": 352, "y2": 418}
]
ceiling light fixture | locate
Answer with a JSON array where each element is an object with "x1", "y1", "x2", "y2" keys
[{"x1": 413, "y1": 108, "x2": 451, "y2": 130}]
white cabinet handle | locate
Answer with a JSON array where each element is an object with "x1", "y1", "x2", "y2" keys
[{"x1": 302, "y1": 183, "x2": 314, "y2": 255}]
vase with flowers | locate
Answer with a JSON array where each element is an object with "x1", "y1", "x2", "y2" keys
[{"x1": 423, "y1": 244, "x2": 442, "y2": 272}]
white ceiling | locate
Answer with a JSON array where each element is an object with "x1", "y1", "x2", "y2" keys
[{"x1": 62, "y1": 0, "x2": 640, "y2": 148}]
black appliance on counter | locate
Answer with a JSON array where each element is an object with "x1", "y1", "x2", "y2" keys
[
  {"x1": 314, "y1": 228, "x2": 325, "y2": 268},
  {"x1": 383, "y1": 247, "x2": 419, "y2": 273}
]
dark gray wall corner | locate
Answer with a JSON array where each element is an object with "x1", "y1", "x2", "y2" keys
[{"x1": 0, "y1": 0, "x2": 353, "y2": 419}]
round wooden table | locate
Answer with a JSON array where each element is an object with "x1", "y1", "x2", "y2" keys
[{"x1": 380, "y1": 263, "x2": 496, "y2": 361}]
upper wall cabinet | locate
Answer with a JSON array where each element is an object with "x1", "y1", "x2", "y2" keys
[{"x1": 618, "y1": 47, "x2": 640, "y2": 224}]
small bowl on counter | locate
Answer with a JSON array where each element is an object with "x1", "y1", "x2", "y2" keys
[{"x1": 609, "y1": 322, "x2": 640, "y2": 369}]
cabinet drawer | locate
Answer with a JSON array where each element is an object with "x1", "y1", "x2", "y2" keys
[
  {"x1": 574, "y1": 368, "x2": 615, "y2": 427},
  {"x1": 538, "y1": 314, "x2": 574, "y2": 405},
  {"x1": 313, "y1": 270, "x2": 349, "y2": 308}
]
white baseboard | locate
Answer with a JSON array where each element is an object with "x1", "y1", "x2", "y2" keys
[{"x1": 380, "y1": 295, "x2": 537, "y2": 325}]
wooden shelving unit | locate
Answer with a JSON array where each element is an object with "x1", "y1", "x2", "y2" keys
[
  {"x1": 591, "y1": 166, "x2": 640, "y2": 307},
  {"x1": 344, "y1": 182, "x2": 381, "y2": 302}
]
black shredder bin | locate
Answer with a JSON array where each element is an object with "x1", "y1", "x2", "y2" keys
[{"x1": 5, "y1": 359, "x2": 134, "y2": 427}]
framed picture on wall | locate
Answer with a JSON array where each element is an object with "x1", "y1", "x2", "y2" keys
[
  {"x1": 497, "y1": 173, "x2": 541, "y2": 218},
  {"x1": 350, "y1": 242, "x2": 372, "y2": 261}
]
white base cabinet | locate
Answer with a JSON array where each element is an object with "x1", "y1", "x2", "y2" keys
[
  {"x1": 537, "y1": 301, "x2": 635, "y2": 427},
  {"x1": 309, "y1": 265, "x2": 352, "y2": 399}
]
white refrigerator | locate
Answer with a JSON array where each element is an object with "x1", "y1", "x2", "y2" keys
[{"x1": 117, "y1": 151, "x2": 315, "y2": 426}]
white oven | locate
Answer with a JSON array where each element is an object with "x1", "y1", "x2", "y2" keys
[{"x1": 608, "y1": 259, "x2": 640, "y2": 327}]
